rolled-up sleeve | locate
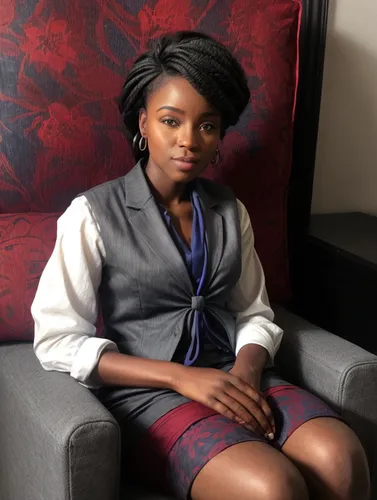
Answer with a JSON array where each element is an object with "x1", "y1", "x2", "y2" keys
[
  {"x1": 227, "y1": 200, "x2": 284, "y2": 361},
  {"x1": 31, "y1": 196, "x2": 118, "y2": 388}
]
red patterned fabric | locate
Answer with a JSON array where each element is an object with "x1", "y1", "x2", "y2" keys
[
  {"x1": 0, "y1": 0, "x2": 301, "y2": 340},
  {"x1": 0, "y1": 213, "x2": 59, "y2": 341},
  {"x1": 128, "y1": 386, "x2": 340, "y2": 498}
]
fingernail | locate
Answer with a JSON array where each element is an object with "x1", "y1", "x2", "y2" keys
[{"x1": 265, "y1": 433, "x2": 274, "y2": 441}]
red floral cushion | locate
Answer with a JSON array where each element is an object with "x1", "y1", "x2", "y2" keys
[
  {"x1": 0, "y1": 0, "x2": 301, "y2": 327},
  {"x1": 0, "y1": 213, "x2": 59, "y2": 341}
]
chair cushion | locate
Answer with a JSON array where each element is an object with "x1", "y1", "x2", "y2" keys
[
  {"x1": 0, "y1": 0, "x2": 301, "y2": 302},
  {"x1": 0, "y1": 213, "x2": 58, "y2": 341}
]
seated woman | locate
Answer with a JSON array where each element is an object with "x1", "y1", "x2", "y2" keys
[{"x1": 32, "y1": 31, "x2": 370, "y2": 500}]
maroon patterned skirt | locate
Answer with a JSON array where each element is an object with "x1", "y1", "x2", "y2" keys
[{"x1": 129, "y1": 382, "x2": 340, "y2": 499}]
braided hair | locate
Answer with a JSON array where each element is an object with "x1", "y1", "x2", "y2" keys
[{"x1": 119, "y1": 31, "x2": 250, "y2": 160}]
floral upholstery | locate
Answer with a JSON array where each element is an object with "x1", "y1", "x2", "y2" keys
[
  {"x1": 0, "y1": 0, "x2": 301, "y2": 340},
  {"x1": 0, "y1": 213, "x2": 58, "y2": 340}
]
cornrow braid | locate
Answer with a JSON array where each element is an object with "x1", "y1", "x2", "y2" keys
[{"x1": 118, "y1": 31, "x2": 250, "y2": 159}]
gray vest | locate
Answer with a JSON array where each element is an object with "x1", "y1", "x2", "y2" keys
[
  {"x1": 85, "y1": 162, "x2": 241, "y2": 433},
  {"x1": 85, "y1": 162, "x2": 241, "y2": 359}
]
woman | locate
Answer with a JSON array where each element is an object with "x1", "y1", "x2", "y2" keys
[{"x1": 32, "y1": 32, "x2": 370, "y2": 500}]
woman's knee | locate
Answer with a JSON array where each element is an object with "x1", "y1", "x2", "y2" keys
[
  {"x1": 314, "y1": 423, "x2": 370, "y2": 498},
  {"x1": 255, "y1": 457, "x2": 308, "y2": 500},
  {"x1": 191, "y1": 441, "x2": 309, "y2": 500},
  {"x1": 284, "y1": 418, "x2": 370, "y2": 499}
]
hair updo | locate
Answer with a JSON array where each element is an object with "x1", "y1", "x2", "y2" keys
[{"x1": 118, "y1": 31, "x2": 250, "y2": 158}]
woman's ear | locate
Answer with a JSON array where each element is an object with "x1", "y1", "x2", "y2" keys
[{"x1": 139, "y1": 108, "x2": 147, "y2": 137}]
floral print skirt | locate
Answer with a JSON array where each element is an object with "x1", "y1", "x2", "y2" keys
[{"x1": 127, "y1": 376, "x2": 341, "y2": 499}]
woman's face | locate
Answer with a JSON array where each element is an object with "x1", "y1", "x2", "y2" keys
[{"x1": 139, "y1": 76, "x2": 221, "y2": 183}]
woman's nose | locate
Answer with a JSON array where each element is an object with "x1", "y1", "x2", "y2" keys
[{"x1": 177, "y1": 127, "x2": 199, "y2": 149}]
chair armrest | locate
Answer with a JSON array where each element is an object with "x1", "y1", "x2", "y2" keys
[
  {"x1": 273, "y1": 306, "x2": 377, "y2": 473},
  {"x1": 0, "y1": 344, "x2": 120, "y2": 500}
]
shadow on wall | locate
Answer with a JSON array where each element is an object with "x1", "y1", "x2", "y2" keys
[{"x1": 312, "y1": 0, "x2": 377, "y2": 215}]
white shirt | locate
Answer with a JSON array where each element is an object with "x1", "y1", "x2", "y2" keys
[{"x1": 32, "y1": 196, "x2": 283, "y2": 389}]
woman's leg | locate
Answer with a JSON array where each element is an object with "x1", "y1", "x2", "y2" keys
[
  {"x1": 282, "y1": 417, "x2": 370, "y2": 500},
  {"x1": 191, "y1": 440, "x2": 309, "y2": 500}
]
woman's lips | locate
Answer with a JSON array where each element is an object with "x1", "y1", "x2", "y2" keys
[{"x1": 172, "y1": 158, "x2": 199, "y2": 171}]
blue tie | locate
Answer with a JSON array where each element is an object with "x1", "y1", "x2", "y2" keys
[{"x1": 184, "y1": 192, "x2": 208, "y2": 366}]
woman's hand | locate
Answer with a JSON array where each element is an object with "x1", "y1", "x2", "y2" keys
[
  {"x1": 174, "y1": 366, "x2": 275, "y2": 439},
  {"x1": 229, "y1": 364, "x2": 276, "y2": 438},
  {"x1": 229, "y1": 363, "x2": 263, "y2": 394}
]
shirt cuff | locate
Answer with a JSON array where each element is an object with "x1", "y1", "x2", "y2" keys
[
  {"x1": 235, "y1": 323, "x2": 283, "y2": 361},
  {"x1": 70, "y1": 337, "x2": 119, "y2": 388}
]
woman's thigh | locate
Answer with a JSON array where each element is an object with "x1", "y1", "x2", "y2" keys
[{"x1": 191, "y1": 440, "x2": 308, "y2": 500}]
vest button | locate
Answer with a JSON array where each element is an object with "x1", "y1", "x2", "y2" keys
[{"x1": 191, "y1": 296, "x2": 205, "y2": 312}]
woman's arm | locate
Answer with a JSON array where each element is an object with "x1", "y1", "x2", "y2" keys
[
  {"x1": 227, "y1": 200, "x2": 284, "y2": 376},
  {"x1": 94, "y1": 351, "x2": 183, "y2": 388},
  {"x1": 95, "y1": 350, "x2": 274, "y2": 438},
  {"x1": 32, "y1": 196, "x2": 118, "y2": 388}
]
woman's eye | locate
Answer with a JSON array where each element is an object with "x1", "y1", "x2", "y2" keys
[
  {"x1": 162, "y1": 119, "x2": 178, "y2": 127},
  {"x1": 200, "y1": 123, "x2": 215, "y2": 132}
]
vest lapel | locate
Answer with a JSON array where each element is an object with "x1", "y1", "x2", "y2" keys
[
  {"x1": 124, "y1": 163, "x2": 193, "y2": 295},
  {"x1": 195, "y1": 182, "x2": 224, "y2": 291}
]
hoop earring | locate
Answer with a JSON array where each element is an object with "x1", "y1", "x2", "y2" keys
[
  {"x1": 211, "y1": 147, "x2": 221, "y2": 167},
  {"x1": 139, "y1": 135, "x2": 148, "y2": 152}
]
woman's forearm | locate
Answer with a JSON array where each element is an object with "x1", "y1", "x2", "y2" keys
[
  {"x1": 94, "y1": 351, "x2": 185, "y2": 390},
  {"x1": 97, "y1": 348, "x2": 275, "y2": 436},
  {"x1": 94, "y1": 345, "x2": 268, "y2": 391},
  {"x1": 235, "y1": 344, "x2": 269, "y2": 375}
]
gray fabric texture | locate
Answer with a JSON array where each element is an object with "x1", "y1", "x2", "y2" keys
[
  {"x1": 0, "y1": 343, "x2": 120, "y2": 500},
  {"x1": 274, "y1": 305, "x2": 377, "y2": 495}
]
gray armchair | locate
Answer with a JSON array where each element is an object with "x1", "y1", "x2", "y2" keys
[{"x1": 0, "y1": 308, "x2": 376, "y2": 500}]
